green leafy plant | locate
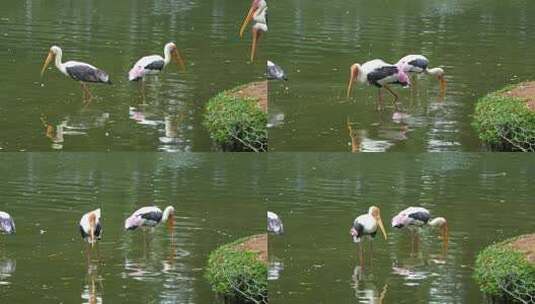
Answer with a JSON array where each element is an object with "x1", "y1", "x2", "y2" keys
[
  {"x1": 204, "y1": 87, "x2": 267, "y2": 152},
  {"x1": 474, "y1": 238, "x2": 535, "y2": 303},
  {"x1": 472, "y1": 85, "x2": 535, "y2": 152},
  {"x1": 205, "y1": 237, "x2": 268, "y2": 304}
]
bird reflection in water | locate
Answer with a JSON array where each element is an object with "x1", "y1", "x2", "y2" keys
[
  {"x1": 159, "y1": 114, "x2": 191, "y2": 151},
  {"x1": 268, "y1": 258, "x2": 284, "y2": 281},
  {"x1": 347, "y1": 118, "x2": 363, "y2": 153},
  {"x1": 40, "y1": 110, "x2": 110, "y2": 149},
  {"x1": 82, "y1": 250, "x2": 103, "y2": 304},
  {"x1": 347, "y1": 116, "x2": 410, "y2": 152},
  {"x1": 41, "y1": 116, "x2": 65, "y2": 149},
  {"x1": 352, "y1": 265, "x2": 388, "y2": 304},
  {"x1": 0, "y1": 257, "x2": 16, "y2": 286}
]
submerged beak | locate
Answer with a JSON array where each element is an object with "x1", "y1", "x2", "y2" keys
[
  {"x1": 377, "y1": 215, "x2": 387, "y2": 240},
  {"x1": 239, "y1": 4, "x2": 257, "y2": 38},
  {"x1": 250, "y1": 28, "x2": 261, "y2": 62},
  {"x1": 440, "y1": 221, "x2": 449, "y2": 251},
  {"x1": 171, "y1": 49, "x2": 186, "y2": 71},
  {"x1": 166, "y1": 213, "x2": 175, "y2": 233},
  {"x1": 347, "y1": 65, "x2": 358, "y2": 98},
  {"x1": 438, "y1": 75, "x2": 447, "y2": 96},
  {"x1": 41, "y1": 51, "x2": 54, "y2": 76},
  {"x1": 89, "y1": 223, "x2": 95, "y2": 247}
]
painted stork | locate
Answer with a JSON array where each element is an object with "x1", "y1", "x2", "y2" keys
[
  {"x1": 346, "y1": 59, "x2": 411, "y2": 111},
  {"x1": 79, "y1": 208, "x2": 102, "y2": 246},
  {"x1": 391, "y1": 207, "x2": 448, "y2": 251},
  {"x1": 266, "y1": 60, "x2": 287, "y2": 81},
  {"x1": 396, "y1": 55, "x2": 446, "y2": 95},
  {"x1": 0, "y1": 211, "x2": 15, "y2": 235},
  {"x1": 128, "y1": 42, "x2": 186, "y2": 83},
  {"x1": 267, "y1": 211, "x2": 284, "y2": 235},
  {"x1": 239, "y1": 0, "x2": 268, "y2": 62},
  {"x1": 124, "y1": 206, "x2": 175, "y2": 231},
  {"x1": 40, "y1": 46, "x2": 111, "y2": 101},
  {"x1": 350, "y1": 206, "x2": 387, "y2": 263}
]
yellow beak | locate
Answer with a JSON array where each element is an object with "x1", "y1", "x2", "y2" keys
[
  {"x1": 441, "y1": 222, "x2": 449, "y2": 251},
  {"x1": 167, "y1": 213, "x2": 175, "y2": 233},
  {"x1": 239, "y1": 5, "x2": 257, "y2": 38},
  {"x1": 41, "y1": 51, "x2": 54, "y2": 76},
  {"x1": 347, "y1": 66, "x2": 358, "y2": 98},
  {"x1": 171, "y1": 49, "x2": 186, "y2": 71},
  {"x1": 377, "y1": 215, "x2": 387, "y2": 240},
  {"x1": 439, "y1": 75, "x2": 447, "y2": 97},
  {"x1": 89, "y1": 224, "x2": 95, "y2": 247}
]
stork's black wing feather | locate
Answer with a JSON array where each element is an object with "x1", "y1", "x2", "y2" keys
[
  {"x1": 367, "y1": 66, "x2": 398, "y2": 87},
  {"x1": 145, "y1": 60, "x2": 165, "y2": 71},
  {"x1": 66, "y1": 65, "x2": 111, "y2": 84},
  {"x1": 79, "y1": 225, "x2": 88, "y2": 239},
  {"x1": 408, "y1": 212, "x2": 430, "y2": 224},
  {"x1": 141, "y1": 211, "x2": 163, "y2": 223},
  {"x1": 95, "y1": 222, "x2": 103, "y2": 239}
]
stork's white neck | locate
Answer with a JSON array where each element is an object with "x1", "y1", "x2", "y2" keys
[
  {"x1": 254, "y1": 2, "x2": 267, "y2": 24},
  {"x1": 163, "y1": 46, "x2": 172, "y2": 66},
  {"x1": 355, "y1": 64, "x2": 366, "y2": 84},
  {"x1": 54, "y1": 49, "x2": 66, "y2": 74}
]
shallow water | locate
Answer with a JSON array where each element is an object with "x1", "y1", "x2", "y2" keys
[
  {"x1": 0, "y1": 0, "x2": 265, "y2": 151},
  {"x1": 267, "y1": 0, "x2": 535, "y2": 151},
  {"x1": 266, "y1": 153, "x2": 535, "y2": 303},
  {"x1": 0, "y1": 154, "x2": 264, "y2": 303}
]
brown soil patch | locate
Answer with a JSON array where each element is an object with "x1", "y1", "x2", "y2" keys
[
  {"x1": 507, "y1": 234, "x2": 535, "y2": 265},
  {"x1": 501, "y1": 81, "x2": 535, "y2": 111},
  {"x1": 229, "y1": 81, "x2": 268, "y2": 113},
  {"x1": 233, "y1": 233, "x2": 267, "y2": 264}
]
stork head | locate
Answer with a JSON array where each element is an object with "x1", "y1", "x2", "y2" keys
[
  {"x1": 369, "y1": 206, "x2": 387, "y2": 240},
  {"x1": 165, "y1": 42, "x2": 186, "y2": 71},
  {"x1": 429, "y1": 217, "x2": 448, "y2": 250},
  {"x1": 41, "y1": 45, "x2": 61, "y2": 76},
  {"x1": 428, "y1": 68, "x2": 446, "y2": 95},
  {"x1": 347, "y1": 63, "x2": 361, "y2": 98}
]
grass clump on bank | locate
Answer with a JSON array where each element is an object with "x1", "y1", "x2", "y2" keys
[
  {"x1": 204, "y1": 84, "x2": 267, "y2": 152},
  {"x1": 472, "y1": 83, "x2": 535, "y2": 152},
  {"x1": 474, "y1": 236, "x2": 535, "y2": 303},
  {"x1": 205, "y1": 235, "x2": 267, "y2": 304}
]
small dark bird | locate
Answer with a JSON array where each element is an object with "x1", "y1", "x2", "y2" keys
[
  {"x1": 0, "y1": 211, "x2": 15, "y2": 235},
  {"x1": 267, "y1": 211, "x2": 284, "y2": 235},
  {"x1": 266, "y1": 60, "x2": 287, "y2": 81}
]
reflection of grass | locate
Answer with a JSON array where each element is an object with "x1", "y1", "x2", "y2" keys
[
  {"x1": 204, "y1": 85, "x2": 267, "y2": 152},
  {"x1": 472, "y1": 83, "x2": 535, "y2": 151},
  {"x1": 205, "y1": 235, "x2": 267, "y2": 304},
  {"x1": 474, "y1": 236, "x2": 535, "y2": 303}
]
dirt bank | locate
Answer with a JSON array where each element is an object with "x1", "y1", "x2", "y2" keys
[
  {"x1": 228, "y1": 81, "x2": 268, "y2": 113},
  {"x1": 501, "y1": 81, "x2": 535, "y2": 111},
  {"x1": 233, "y1": 233, "x2": 267, "y2": 263},
  {"x1": 508, "y1": 233, "x2": 535, "y2": 264}
]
